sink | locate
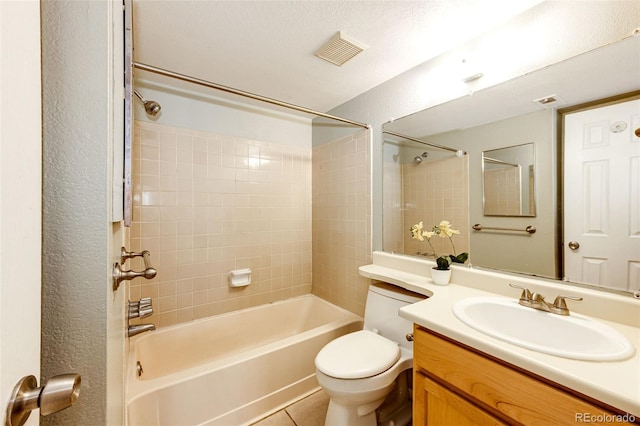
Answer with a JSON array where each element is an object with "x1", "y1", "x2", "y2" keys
[{"x1": 452, "y1": 297, "x2": 635, "y2": 361}]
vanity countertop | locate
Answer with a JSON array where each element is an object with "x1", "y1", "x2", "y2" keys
[{"x1": 359, "y1": 257, "x2": 640, "y2": 418}]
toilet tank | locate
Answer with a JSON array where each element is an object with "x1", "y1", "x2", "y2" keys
[{"x1": 363, "y1": 282, "x2": 427, "y2": 349}]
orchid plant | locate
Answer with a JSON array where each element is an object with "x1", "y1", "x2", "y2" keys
[{"x1": 410, "y1": 220, "x2": 469, "y2": 270}]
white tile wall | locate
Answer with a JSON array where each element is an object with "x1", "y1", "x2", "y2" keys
[
  {"x1": 311, "y1": 129, "x2": 372, "y2": 316},
  {"x1": 129, "y1": 121, "x2": 312, "y2": 327}
]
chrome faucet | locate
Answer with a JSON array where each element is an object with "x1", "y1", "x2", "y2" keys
[
  {"x1": 127, "y1": 297, "x2": 155, "y2": 337},
  {"x1": 509, "y1": 284, "x2": 583, "y2": 316},
  {"x1": 128, "y1": 297, "x2": 153, "y2": 320},
  {"x1": 128, "y1": 324, "x2": 156, "y2": 337}
]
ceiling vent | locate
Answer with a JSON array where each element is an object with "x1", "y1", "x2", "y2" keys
[
  {"x1": 533, "y1": 94, "x2": 566, "y2": 109},
  {"x1": 314, "y1": 31, "x2": 368, "y2": 66}
]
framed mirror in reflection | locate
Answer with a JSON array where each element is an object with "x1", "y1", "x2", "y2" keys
[
  {"x1": 482, "y1": 143, "x2": 535, "y2": 217},
  {"x1": 381, "y1": 35, "x2": 639, "y2": 294}
]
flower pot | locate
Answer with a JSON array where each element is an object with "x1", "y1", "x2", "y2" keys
[{"x1": 431, "y1": 267, "x2": 451, "y2": 286}]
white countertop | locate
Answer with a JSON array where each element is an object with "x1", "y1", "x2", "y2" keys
[{"x1": 359, "y1": 254, "x2": 640, "y2": 417}]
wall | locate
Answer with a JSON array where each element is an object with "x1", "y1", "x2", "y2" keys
[
  {"x1": 41, "y1": 1, "x2": 125, "y2": 425},
  {"x1": 134, "y1": 78, "x2": 311, "y2": 148},
  {"x1": 312, "y1": 130, "x2": 372, "y2": 316},
  {"x1": 129, "y1": 120, "x2": 312, "y2": 327},
  {"x1": 313, "y1": 0, "x2": 640, "y2": 255},
  {"x1": 0, "y1": 1, "x2": 42, "y2": 421},
  {"x1": 401, "y1": 156, "x2": 470, "y2": 259},
  {"x1": 424, "y1": 109, "x2": 555, "y2": 277}
]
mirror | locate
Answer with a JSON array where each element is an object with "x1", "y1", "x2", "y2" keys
[
  {"x1": 482, "y1": 143, "x2": 535, "y2": 217},
  {"x1": 382, "y1": 35, "x2": 639, "y2": 292}
]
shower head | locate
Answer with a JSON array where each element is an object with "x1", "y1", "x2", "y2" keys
[
  {"x1": 414, "y1": 152, "x2": 428, "y2": 164},
  {"x1": 133, "y1": 90, "x2": 162, "y2": 117}
]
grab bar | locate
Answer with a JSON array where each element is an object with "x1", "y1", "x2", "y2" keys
[
  {"x1": 113, "y1": 247, "x2": 157, "y2": 290},
  {"x1": 472, "y1": 224, "x2": 536, "y2": 234}
]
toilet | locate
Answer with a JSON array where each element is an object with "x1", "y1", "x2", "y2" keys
[{"x1": 314, "y1": 282, "x2": 427, "y2": 426}]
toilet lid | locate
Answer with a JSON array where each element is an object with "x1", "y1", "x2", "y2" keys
[{"x1": 315, "y1": 330, "x2": 401, "y2": 379}]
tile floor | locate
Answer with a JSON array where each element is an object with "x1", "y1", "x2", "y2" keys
[{"x1": 252, "y1": 390, "x2": 329, "y2": 426}]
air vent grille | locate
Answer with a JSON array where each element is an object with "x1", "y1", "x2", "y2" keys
[
  {"x1": 533, "y1": 94, "x2": 566, "y2": 109},
  {"x1": 314, "y1": 31, "x2": 368, "y2": 66}
]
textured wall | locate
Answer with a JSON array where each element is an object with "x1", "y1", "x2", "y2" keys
[{"x1": 41, "y1": 1, "x2": 125, "y2": 425}]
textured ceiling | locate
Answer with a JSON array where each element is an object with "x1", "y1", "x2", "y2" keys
[{"x1": 132, "y1": 0, "x2": 543, "y2": 113}]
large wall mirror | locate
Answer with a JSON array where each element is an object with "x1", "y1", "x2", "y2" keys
[{"x1": 382, "y1": 35, "x2": 639, "y2": 294}]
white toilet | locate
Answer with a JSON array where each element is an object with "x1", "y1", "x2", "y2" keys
[{"x1": 314, "y1": 282, "x2": 426, "y2": 426}]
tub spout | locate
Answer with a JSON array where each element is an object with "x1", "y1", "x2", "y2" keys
[{"x1": 128, "y1": 323, "x2": 155, "y2": 337}]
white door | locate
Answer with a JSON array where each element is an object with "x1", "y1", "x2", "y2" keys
[
  {"x1": 1, "y1": 1, "x2": 42, "y2": 425},
  {"x1": 564, "y1": 98, "x2": 640, "y2": 292}
]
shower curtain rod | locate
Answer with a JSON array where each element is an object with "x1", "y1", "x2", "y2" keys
[
  {"x1": 484, "y1": 156, "x2": 519, "y2": 167},
  {"x1": 133, "y1": 62, "x2": 370, "y2": 130},
  {"x1": 383, "y1": 130, "x2": 463, "y2": 155}
]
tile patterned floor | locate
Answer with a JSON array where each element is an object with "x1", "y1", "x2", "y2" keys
[{"x1": 252, "y1": 390, "x2": 329, "y2": 426}]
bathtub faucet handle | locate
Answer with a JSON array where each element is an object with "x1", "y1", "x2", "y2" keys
[{"x1": 128, "y1": 298, "x2": 154, "y2": 320}]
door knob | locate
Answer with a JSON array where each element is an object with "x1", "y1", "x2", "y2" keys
[
  {"x1": 6, "y1": 373, "x2": 81, "y2": 426},
  {"x1": 568, "y1": 241, "x2": 580, "y2": 250}
]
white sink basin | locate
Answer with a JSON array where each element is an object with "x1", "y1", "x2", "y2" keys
[{"x1": 452, "y1": 297, "x2": 635, "y2": 361}]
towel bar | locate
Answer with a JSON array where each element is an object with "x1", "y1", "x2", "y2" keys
[
  {"x1": 113, "y1": 247, "x2": 157, "y2": 290},
  {"x1": 472, "y1": 224, "x2": 536, "y2": 234}
]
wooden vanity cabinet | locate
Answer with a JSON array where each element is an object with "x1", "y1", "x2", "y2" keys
[{"x1": 413, "y1": 325, "x2": 635, "y2": 425}]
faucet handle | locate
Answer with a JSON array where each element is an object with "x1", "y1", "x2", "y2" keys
[
  {"x1": 138, "y1": 306, "x2": 153, "y2": 319},
  {"x1": 551, "y1": 295, "x2": 583, "y2": 315},
  {"x1": 509, "y1": 284, "x2": 533, "y2": 304}
]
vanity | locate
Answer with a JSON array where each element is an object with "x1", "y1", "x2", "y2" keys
[{"x1": 360, "y1": 252, "x2": 640, "y2": 425}]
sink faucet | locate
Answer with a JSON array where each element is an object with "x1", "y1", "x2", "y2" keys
[{"x1": 509, "y1": 284, "x2": 583, "y2": 316}]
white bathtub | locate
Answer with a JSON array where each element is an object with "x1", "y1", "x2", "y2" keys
[{"x1": 126, "y1": 294, "x2": 362, "y2": 426}]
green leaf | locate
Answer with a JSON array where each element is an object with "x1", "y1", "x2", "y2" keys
[
  {"x1": 450, "y1": 253, "x2": 469, "y2": 263},
  {"x1": 436, "y1": 256, "x2": 451, "y2": 270}
]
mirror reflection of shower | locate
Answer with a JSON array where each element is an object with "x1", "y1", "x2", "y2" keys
[
  {"x1": 133, "y1": 90, "x2": 162, "y2": 117},
  {"x1": 413, "y1": 152, "x2": 428, "y2": 164}
]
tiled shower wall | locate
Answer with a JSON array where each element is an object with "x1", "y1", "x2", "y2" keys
[
  {"x1": 402, "y1": 156, "x2": 469, "y2": 258},
  {"x1": 128, "y1": 121, "x2": 312, "y2": 327},
  {"x1": 483, "y1": 167, "x2": 522, "y2": 215},
  {"x1": 312, "y1": 130, "x2": 372, "y2": 317}
]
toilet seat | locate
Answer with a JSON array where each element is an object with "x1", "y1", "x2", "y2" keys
[{"x1": 315, "y1": 330, "x2": 400, "y2": 379}]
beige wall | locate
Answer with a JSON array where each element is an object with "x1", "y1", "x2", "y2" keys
[
  {"x1": 312, "y1": 130, "x2": 372, "y2": 316},
  {"x1": 129, "y1": 121, "x2": 312, "y2": 327},
  {"x1": 426, "y1": 109, "x2": 556, "y2": 278}
]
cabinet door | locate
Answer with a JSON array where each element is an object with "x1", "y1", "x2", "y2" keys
[
  {"x1": 415, "y1": 372, "x2": 506, "y2": 426},
  {"x1": 414, "y1": 327, "x2": 630, "y2": 425}
]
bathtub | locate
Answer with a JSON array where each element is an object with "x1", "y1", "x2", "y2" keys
[{"x1": 126, "y1": 294, "x2": 362, "y2": 426}]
